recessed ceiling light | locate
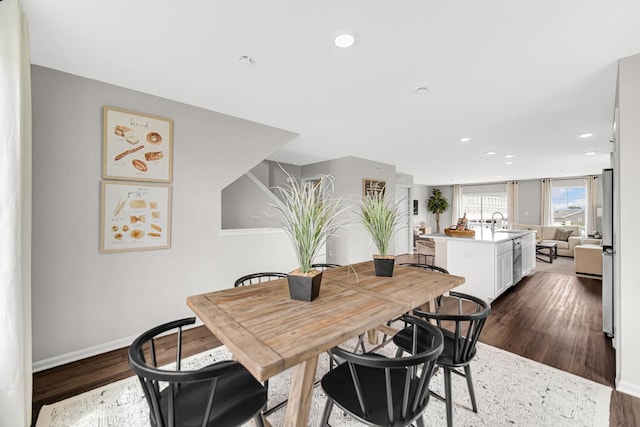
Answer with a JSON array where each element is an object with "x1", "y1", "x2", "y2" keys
[
  {"x1": 578, "y1": 133, "x2": 594, "y2": 138},
  {"x1": 505, "y1": 161, "x2": 513, "y2": 165},
  {"x1": 485, "y1": 151, "x2": 496, "y2": 155},
  {"x1": 334, "y1": 32, "x2": 357, "y2": 48},
  {"x1": 415, "y1": 87, "x2": 429, "y2": 95},
  {"x1": 504, "y1": 154, "x2": 514, "y2": 158},
  {"x1": 238, "y1": 55, "x2": 254, "y2": 65},
  {"x1": 584, "y1": 151, "x2": 597, "y2": 156},
  {"x1": 459, "y1": 137, "x2": 471, "y2": 142}
]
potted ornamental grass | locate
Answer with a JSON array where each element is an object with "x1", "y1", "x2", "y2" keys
[
  {"x1": 266, "y1": 168, "x2": 347, "y2": 301},
  {"x1": 360, "y1": 190, "x2": 403, "y2": 277}
]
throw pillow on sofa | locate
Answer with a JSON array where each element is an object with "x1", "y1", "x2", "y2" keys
[{"x1": 555, "y1": 228, "x2": 574, "y2": 242}]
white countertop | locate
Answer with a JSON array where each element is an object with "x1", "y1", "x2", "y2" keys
[{"x1": 423, "y1": 230, "x2": 534, "y2": 243}]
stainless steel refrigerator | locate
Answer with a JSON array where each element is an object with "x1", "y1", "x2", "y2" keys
[{"x1": 602, "y1": 168, "x2": 614, "y2": 337}]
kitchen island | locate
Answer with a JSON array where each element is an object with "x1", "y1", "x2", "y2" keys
[{"x1": 427, "y1": 229, "x2": 536, "y2": 301}]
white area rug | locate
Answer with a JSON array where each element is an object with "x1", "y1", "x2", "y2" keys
[{"x1": 36, "y1": 340, "x2": 611, "y2": 427}]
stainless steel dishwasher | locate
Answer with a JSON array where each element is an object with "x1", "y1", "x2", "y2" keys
[{"x1": 512, "y1": 238, "x2": 522, "y2": 284}]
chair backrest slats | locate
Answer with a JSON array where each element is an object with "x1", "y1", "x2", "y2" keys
[
  {"x1": 385, "y1": 368, "x2": 394, "y2": 423},
  {"x1": 348, "y1": 361, "x2": 368, "y2": 417},
  {"x1": 413, "y1": 291, "x2": 491, "y2": 366},
  {"x1": 234, "y1": 272, "x2": 287, "y2": 287},
  {"x1": 176, "y1": 327, "x2": 182, "y2": 371},
  {"x1": 398, "y1": 262, "x2": 449, "y2": 274},
  {"x1": 168, "y1": 383, "x2": 176, "y2": 427},
  {"x1": 201, "y1": 378, "x2": 218, "y2": 427},
  {"x1": 311, "y1": 263, "x2": 341, "y2": 271},
  {"x1": 150, "y1": 338, "x2": 157, "y2": 367},
  {"x1": 328, "y1": 315, "x2": 444, "y2": 425},
  {"x1": 128, "y1": 317, "x2": 266, "y2": 427}
]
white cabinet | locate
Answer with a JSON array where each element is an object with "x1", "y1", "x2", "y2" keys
[
  {"x1": 434, "y1": 231, "x2": 535, "y2": 302},
  {"x1": 521, "y1": 232, "x2": 536, "y2": 276},
  {"x1": 495, "y1": 241, "x2": 513, "y2": 297},
  {"x1": 442, "y1": 239, "x2": 513, "y2": 302}
]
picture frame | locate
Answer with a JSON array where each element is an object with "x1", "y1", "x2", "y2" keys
[
  {"x1": 103, "y1": 106, "x2": 173, "y2": 182},
  {"x1": 363, "y1": 179, "x2": 386, "y2": 197},
  {"x1": 100, "y1": 181, "x2": 172, "y2": 253}
]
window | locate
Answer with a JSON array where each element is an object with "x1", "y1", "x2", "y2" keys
[
  {"x1": 461, "y1": 192, "x2": 508, "y2": 235},
  {"x1": 551, "y1": 181, "x2": 586, "y2": 227}
]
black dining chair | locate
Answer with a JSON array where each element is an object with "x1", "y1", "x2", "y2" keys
[
  {"x1": 398, "y1": 262, "x2": 449, "y2": 275},
  {"x1": 398, "y1": 262, "x2": 450, "y2": 311},
  {"x1": 128, "y1": 317, "x2": 267, "y2": 427},
  {"x1": 379, "y1": 263, "x2": 452, "y2": 342},
  {"x1": 311, "y1": 263, "x2": 342, "y2": 271},
  {"x1": 393, "y1": 292, "x2": 491, "y2": 427},
  {"x1": 415, "y1": 239, "x2": 436, "y2": 265},
  {"x1": 234, "y1": 272, "x2": 287, "y2": 287},
  {"x1": 320, "y1": 315, "x2": 444, "y2": 427}
]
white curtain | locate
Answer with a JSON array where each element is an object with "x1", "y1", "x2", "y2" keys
[
  {"x1": 586, "y1": 175, "x2": 599, "y2": 233},
  {"x1": 540, "y1": 178, "x2": 553, "y2": 226},
  {"x1": 0, "y1": 1, "x2": 33, "y2": 426},
  {"x1": 506, "y1": 181, "x2": 519, "y2": 225},
  {"x1": 451, "y1": 184, "x2": 463, "y2": 222}
]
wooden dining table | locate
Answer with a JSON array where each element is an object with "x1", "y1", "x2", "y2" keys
[{"x1": 186, "y1": 261, "x2": 465, "y2": 427}]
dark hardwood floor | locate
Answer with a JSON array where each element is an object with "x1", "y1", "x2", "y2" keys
[{"x1": 32, "y1": 257, "x2": 640, "y2": 425}]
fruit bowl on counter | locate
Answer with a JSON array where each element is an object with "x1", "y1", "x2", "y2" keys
[{"x1": 444, "y1": 228, "x2": 476, "y2": 238}]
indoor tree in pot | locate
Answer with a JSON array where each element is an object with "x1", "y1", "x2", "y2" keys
[
  {"x1": 266, "y1": 167, "x2": 346, "y2": 301},
  {"x1": 427, "y1": 188, "x2": 449, "y2": 234},
  {"x1": 360, "y1": 190, "x2": 403, "y2": 277}
]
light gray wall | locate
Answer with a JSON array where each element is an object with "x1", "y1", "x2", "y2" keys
[
  {"x1": 517, "y1": 179, "x2": 541, "y2": 225},
  {"x1": 302, "y1": 156, "x2": 398, "y2": 264},
  {"x1": 617, "y1": 53, "x2": 640, "y2": 396},
  {"x1": 221, "y1": 174, "x2": 274, "y2": 229},
  {"x1": 31, "y1": 66, "x2": 299, "y2": 365},
  {"x1": 220, "y1": 161, "x2": 301, "y2": 229},
  {"x1": 223, "y1": 157, "x2": 414, "y2": 263}
]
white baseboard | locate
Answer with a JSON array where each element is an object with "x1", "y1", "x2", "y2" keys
[
  {"x1": 616, "y1": 379, "x2": 640, "y2": 399},
  {"x1": 32, "y1": 334, "x2": 138, "y2": 373},
  {"x1": 32, "y1": 319, "x2": 204, "y2": 373}
]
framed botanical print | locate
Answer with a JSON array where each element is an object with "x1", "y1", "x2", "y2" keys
[
  {"x1": 100, "y1": 181, "x2": 171, "y2": 253},
  {"x1": 103, "y1": 106, "x2": 173, "y2": 182}
]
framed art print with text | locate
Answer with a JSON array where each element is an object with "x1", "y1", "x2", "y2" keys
[
  {"x1": 103, "y1": 106, "x2": 173, "y2": 182},
  {"x1": 100, "y1": 181, "x2": 172, "y2": 253}
]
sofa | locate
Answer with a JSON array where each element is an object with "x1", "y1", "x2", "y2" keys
[
  {"x1": 574, "y1": 244, "x2": 603, "y2": 275},
  {"x1": 509, "y1": 223, "x2": 582, "y2": 257}
]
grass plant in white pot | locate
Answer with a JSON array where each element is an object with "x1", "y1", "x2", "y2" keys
[
  {"x1": 360, "y1": 190, "x2": 403, "y2": 277},
  {"x1": 266, "y1": 168, "x2": 347, "y2": 301}
]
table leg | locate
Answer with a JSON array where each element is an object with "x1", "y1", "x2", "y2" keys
[
  {"x1": 367, "y1": 329, "x2": 379, "y2": 345},
  {"x1": 419, "y1": 298, "x2": 435, "y2": 312},
  {"x1": 284, "y1": 355, "x2": 318, "y2": 427},
  {"x1": 251, "y1": 415, "x2": 271, "y2": 427}
]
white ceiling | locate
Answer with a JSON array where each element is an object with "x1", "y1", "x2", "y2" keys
[{"x1": 22, "y1": 0, "x2": 640, "y2": 185}]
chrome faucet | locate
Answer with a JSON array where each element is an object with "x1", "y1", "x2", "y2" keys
[{"x1": 491, "y1": 212, "x2": 505, "y2": 234}]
